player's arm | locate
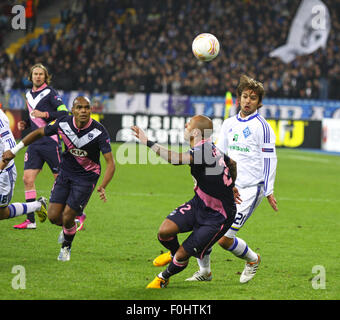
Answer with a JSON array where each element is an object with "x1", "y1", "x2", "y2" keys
[
  {"x1": 225, "y1": 156, "x2": 237, "y2": 184},
  {"x1": 260, "y1": 126, "x2": 278, "y2": 211},
  {"x1": 131, "y1": 126, "x2": 192, "y2": 165},
  {"x1": 97, "y1": 151, "x2": 115, "y2": 202},
  {"x1": 2, "y1": 127, "x2": 46, "y2": 162},
  {"x1": 31, "y1": 105, "x2": 69, "y2": 120}
]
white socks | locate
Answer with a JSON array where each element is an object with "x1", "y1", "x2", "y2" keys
[
  {"x1": 196, "y1": 237, "x2": 258, "y2": 272},
  {"x1": 197, "y1": 254, "x2": 211, "y2": 275},
  {"x1": 8, "y1": 201, "x2": 41, "y2": 218},
  {"x1": 227, "y1": 237, "x2": 258, "y2": 262}
]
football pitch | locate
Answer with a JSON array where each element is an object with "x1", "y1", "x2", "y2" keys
[{"x1": 0, "y1": 144, "x2": 339, "y2": 300}]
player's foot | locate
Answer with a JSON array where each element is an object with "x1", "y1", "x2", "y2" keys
[
  {"x1": 58, "y1": 230, "x2": 64, "y2": 244},
  {"x1": 13, "y1": 219, "x2": 36, "y2": 229},
  {"x1": 153, "y1": 251, "x2": 172, "y2": 267},
  {"x1": 146, "y1": 276, "x2": 169, "y2": 289},
  {"x1": 185, "y1": 271, "x2": 212, "y2": 281},
  {"x1": 57, "y1": 246, "x2": 71, "y2": 261},
  {"x1": 36, "y1": 197, "x2": 47, "y2": 223},
  {"x1": 240, "y1": 255, "x2": 261, "y2": 283},
  {"x1": 75, "y1": 213, "x2": 86, "y2": 231}
]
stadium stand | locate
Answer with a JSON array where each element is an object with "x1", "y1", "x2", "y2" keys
[{"x1": 0, "y1": 0, "x2": 339, "y2": 99}]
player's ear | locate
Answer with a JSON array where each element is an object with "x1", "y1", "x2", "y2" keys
[{"x1": 192, "y1": 128, "x2": 202, "y2": 138}]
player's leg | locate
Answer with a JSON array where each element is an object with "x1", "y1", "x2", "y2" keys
[
  {"x1": 191, "y1": 185, "x2": 263, "y2": 282},
  {"x1": 14, "y1": 145, "x2": 44, "y2": 229},
  {"x1": 56, "y1": 180, "x2": 94, "y2": 261},
  {"x1": 147, "y1": 245, "x2": 190, "y2": 289},
  {"x1": 0, "y1": 166, "x2": 47, "y2": 221},
  {"x1": 152, "y1": 200, "x2": 195, "y2": 267},
  {"x1": 46, "y1": 145, "x2": 87, "y2": 232},
  {"x1": 13, "y1": 168, "x2": 41, "y2": 229}
]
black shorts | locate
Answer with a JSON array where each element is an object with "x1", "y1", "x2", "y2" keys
[
  {"x1": 24, "y1": 143, "x2": 61, "y2": 174},
  {"x1": 49, "y1": 171, "x2": 97, "y2": 213},
  {"x1": 166, "y1": 195, "x2": 235, "y2": 259}
]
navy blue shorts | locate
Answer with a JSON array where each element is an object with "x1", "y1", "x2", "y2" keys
[
  {"x1": 24, "y1": 143, "x2": 61, "y2": 174},
  {"x1": 49, "y1": 171, "x2": 97, "y2": 213},
  {"x1": 167, "y1": 195, "x2": 235, "y2": 259}
]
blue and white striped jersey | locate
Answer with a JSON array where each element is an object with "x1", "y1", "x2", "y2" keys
[
  {"x1": 216, "y1": 111, "x2": 277, "y2": 196},
  {"x1": 0, "y1": 109, "x2": 16, "y2": 170}
]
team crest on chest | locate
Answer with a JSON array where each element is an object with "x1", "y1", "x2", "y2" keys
[{"x1": 243, "y1": 126, "x2": 251, "y2": 138}]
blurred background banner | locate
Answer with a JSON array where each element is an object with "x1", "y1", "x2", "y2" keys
[
  {"x1": 2, "y1": 90, "x2": 340, "y2": 120},
  {"x1": 270, "y1": 0, "x2": 330, "y2": 63}
]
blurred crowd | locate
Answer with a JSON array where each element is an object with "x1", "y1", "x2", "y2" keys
[{"x1": 0, "y1": 0, "x2": 340, "y2": 100}]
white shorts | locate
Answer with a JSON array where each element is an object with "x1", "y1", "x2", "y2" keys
[
  {"x1": 224, "y1": 184, "x2": 264, "y2": 238},
  {"x1": 0, "y1": 163, "x2": 17, "y2": 207}
]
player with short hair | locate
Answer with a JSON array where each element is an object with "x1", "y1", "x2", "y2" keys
[
  {"x1": 187, "y1": 75, "x2": 278, "y2": 283},
  {"x1": 3, "y1": 96, "x2": 115, "y2": 261},
  {"x1": 131, "y1": 115, "x2": 240, "y2": 288},
  {"x1": 14, "y1": 64, "x2": 69, "y2": 229},
  {"x1": 0, "y1": 107, "x2": 47, "y2": 223}
]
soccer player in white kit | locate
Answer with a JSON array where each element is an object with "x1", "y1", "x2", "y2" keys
[
  {"x1": 0, "y1": 107, "x2": 47, "y2": 222},
  {"x1": 187, "y1": 75, "x2": 278, "y2": 283}
]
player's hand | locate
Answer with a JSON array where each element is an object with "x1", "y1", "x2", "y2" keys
[
  {"x1": 2, "y1": 150, "x2": 15, "y2": 162},
  {"x1": 17, "y1": 120, "x2": 27, "y2": 131},
  {"x1": 267, "y1": 194, "x2": 278, "y2": 212},
  {"x1": 131, "y1": 126, "x2": 148, "y2": 145},
  {"x1": 30, "y1": 110, "x2": 47, "y2": 118},
  {"x1": 97, "y1": 186, "x2": 107, "y2": 202},
  {"x1": 232, "y1": 187, "x2": 242, "y2": 204}
]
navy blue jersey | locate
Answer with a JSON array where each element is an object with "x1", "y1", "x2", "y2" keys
[
  {"x1": 190, "y1": 139, "x2": 235, "y2": 219},
  {"x1": 44, "y1": 115, "x2": 112, "y2": 182},
  {"x1": 26, "y1": 83, "x2": 68, "y2": 145}
]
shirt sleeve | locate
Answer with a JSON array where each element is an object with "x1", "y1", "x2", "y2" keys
[
  {"x1": 215, "y1": 119, "x2": 229, "y2": 154},
  {"x1": 44, "y1": 118, "x2": 60, "y2": 137},
  {"x1": 46, "y1": 89, "x2": 69, "y2": 120},
  {"x1": 259, "y1": 123, "x2": 277, "y2": 197},
  {"x1": 98, "y1": 125, "x2": 112, "y2": 154},
  {"x1": 0, "y1": 123, "x2": 16, "y2": 151}
]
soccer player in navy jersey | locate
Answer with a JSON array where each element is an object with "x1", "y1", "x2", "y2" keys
[
  {"x1": 131, "y1": 115, "x2": 240, "y2": 288},
  {"x1": 14, "y1": 64, "x2": 69, "y2": 229},
  {"x1": 3, "y1": 96, "x2": 115, "y2": 261}
]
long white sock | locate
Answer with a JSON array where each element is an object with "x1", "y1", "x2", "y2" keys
[
  {"x1": 8, "y1": 201, "x2": 41, "y2": 219},
  {"x1": 228, "y1": 237, "x2": 258, "y2": 262},
  {"x1": 197, "y1": 254, "x2": 211, "y2": 274}
]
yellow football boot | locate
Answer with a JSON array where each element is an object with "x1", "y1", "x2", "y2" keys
[
  {"x1": 146, "y1": 276, "x2": 169, "y2": 289},
  {"x1": 153, "y1": 251, "x2": 172, "y2": 267}
]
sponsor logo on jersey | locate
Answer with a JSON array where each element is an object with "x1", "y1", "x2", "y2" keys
[
  {"x1": 243, "y1": 126, "x2": 251, "y2": 138},
  {"x1": 229, "y1": 145, "x2": 250, "y2": 152},
  {"x1": 69, "y1": 148, "x2": 88, "y2": 157}
]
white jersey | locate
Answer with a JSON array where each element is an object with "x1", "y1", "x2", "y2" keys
[
  {"x1": 216, "y1": 110, "x2": 277, "y2": 196},
  {"x1": 0, "y1": 109, "x2": 16, "y2": 170}
]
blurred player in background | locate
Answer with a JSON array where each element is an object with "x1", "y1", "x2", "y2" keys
[
  {"x1": 14, "y1": 64, "x2": 86, "y2": 231},
  {"x1": 187, "y1": 75, "x2": 278, "y2": 283},
  {"x1": 0, "y1": 106, "x2": 47, "y2": 223},
  {"x1": 132, "y1": 115, "x2": 239, "y2": 288},
  {"x1": 3, "y1": 96, "x2": 115, "y2": 261}
]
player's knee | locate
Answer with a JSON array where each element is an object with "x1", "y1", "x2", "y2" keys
[
  {"x1": 48, "y1": 215, "x2": 62, "y2": 226},
  {"x1": 22, "y1": 175, "x2": 35, "y2": 188},
  {"x1": 174, "y1": 246, "x2": 190, "y2": 262},
  {"x1": 158, "y1": 219, "x2": 179, "y2": 239}
]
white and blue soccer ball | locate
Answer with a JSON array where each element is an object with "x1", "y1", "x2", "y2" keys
[{"x1": 192, "y1": 33, "x2": 220, "y2": 62}]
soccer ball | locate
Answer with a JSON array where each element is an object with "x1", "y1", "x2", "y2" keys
[{"x1": 192, "y1": 33, "x2": 220, "y2": 62}]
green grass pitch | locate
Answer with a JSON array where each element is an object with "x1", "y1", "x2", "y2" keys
[{"x1": 0, "y1": 144, "x2": 339, "y2": 300}]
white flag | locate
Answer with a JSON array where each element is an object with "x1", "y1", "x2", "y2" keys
[{"x1": 269, "y1": 0, "x2": 330, "y2": 63}]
